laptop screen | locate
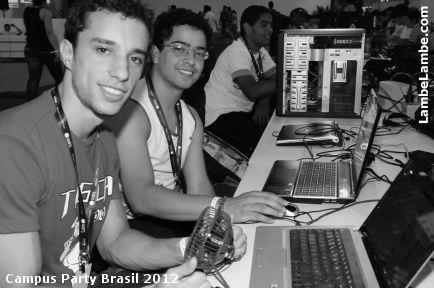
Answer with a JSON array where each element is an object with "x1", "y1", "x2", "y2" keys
[
  {"x1": 353, "y1": 89, "x2": 380, "y2": 189},
  {"x1": 361, "y1": 151, "x2": 434, "y2": 288}
]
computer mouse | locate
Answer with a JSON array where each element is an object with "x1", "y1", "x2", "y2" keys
[{"x1": 284, "y1": 203, "x2": 300, "y2": 217}]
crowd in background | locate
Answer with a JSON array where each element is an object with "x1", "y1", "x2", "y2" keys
[
  {"x1": 1, "y1": 1, "x2": 432, "y2": 286},
  {"x1": 180, "y1": 1, "x2": 433, "y2": 77}
]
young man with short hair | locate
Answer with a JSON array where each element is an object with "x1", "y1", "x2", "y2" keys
[
  {"x1": 205, "y1": 5, "x2": 276, "y2": 156},
  {"x1": 106, "y1": 8, "x2": 288, "y2": 238},
  {"x1": 0, "y1": 1, "x2": 228, "y2": 287}
]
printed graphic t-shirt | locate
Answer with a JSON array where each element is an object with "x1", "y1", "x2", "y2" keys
[{"x1": 0, "y1": 91, "x2": 120, "y2": 286}]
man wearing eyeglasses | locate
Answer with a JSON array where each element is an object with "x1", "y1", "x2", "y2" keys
[{"x1": 106, "y1": 8, "x2": 288, "y2": 239}]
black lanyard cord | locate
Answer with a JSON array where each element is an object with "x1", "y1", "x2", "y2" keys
[
  {"x1": 241, "y1": 37, "x2": 264, "y2": 80},
  {"x1": 145, "y1": 75, "x2": 185, "y2": 193},
  {"x1": 51, "y1": 87, "x2": 99, "y2": 272}
]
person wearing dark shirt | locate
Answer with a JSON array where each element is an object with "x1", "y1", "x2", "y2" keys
[{"x1": 23, "y1": 0, "x2": 63, "y2": 101}]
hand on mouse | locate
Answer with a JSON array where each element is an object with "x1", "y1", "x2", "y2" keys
[{"x1": 284, "y1": 203, "x2": 300, "y2": 217}]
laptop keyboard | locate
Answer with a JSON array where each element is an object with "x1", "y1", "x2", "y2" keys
[
  {"x1": 294, "y1": 162, "x2": 337, "y2": 197},
  {"x1": 290, "y1": 229, "x2": 355, "y2": 288}
]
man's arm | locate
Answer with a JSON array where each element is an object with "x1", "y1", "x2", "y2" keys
[
  {"x1": 234, "y1": 74, "x2": 276, "y2": 102},
  {"x1": 107, "y1": 96, "x2": 287, "y2": 224},
  {"x1": 97, "y1": 201, "x2": 214, "y2": 288},
  {"x1": 0, "y1": 232, "x2": 45, "y2": 288},
  {"x1": 237, "y1": 67, "x2": 276, "y2": 125},
  {"x1": 0, "y1": 136, "x2": 53, "y2": 287},
  {"x1": 147, "y1": 258, "x2": 211, "y2": 288},
  {"x1": 181, "y1": 107, "x2": 214, "y2": 196},
  {"x1": 252, "y1": 97, "x2": 272, "y2": 127},
  {"x1": 106, "y1": 100, "x2": 215, "y2": 221},
  {"x1": 96, "y1": 199, "x2": 184, "y2": 271}
]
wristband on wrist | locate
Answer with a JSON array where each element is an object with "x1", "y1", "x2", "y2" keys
[
  {"x1": 179, "y1": 237, "x2": 189, "y2": 258},
  {"x1": 210, "y1": 196, "x2": 226, "y2": 211},
  {"x1": 210, "y1": 196, "x2": 220, "y2": 208}
]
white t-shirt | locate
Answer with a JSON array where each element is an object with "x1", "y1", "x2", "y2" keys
[
  {"x1": 204, "y1": 11, "x2": 218, "y2": 32},
  {"x1": 204, "y1": 39, "x2": 275, "y2": 126}
]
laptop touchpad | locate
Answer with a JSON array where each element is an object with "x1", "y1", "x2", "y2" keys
[{"x1": 263, "y1": 161, "x2": 298, "y2": 196}]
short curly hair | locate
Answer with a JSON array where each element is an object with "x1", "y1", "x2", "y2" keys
[
  {"x1": 152, "y1": 8, "x2": 213, "y2": 50},
  {"x1": 64, "y1": 0, "x2": 153, "y2": 48}
]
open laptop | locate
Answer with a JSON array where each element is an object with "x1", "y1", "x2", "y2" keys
[
  {"x1": 262, "y1": 89, "x2": 381, "y2": 203},
  {"x1": 250, "y1": 150, "x2": 434, "y2": 288}
]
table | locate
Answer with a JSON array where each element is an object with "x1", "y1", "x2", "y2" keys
[{"x1": 208, "y1": 112, "x2": 434, "y2": 288}]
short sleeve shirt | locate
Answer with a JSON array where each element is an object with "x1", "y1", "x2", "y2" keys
[
  {"x1": 204, "y1": 39, "x2": 275, "y2": 126},
  {"x1": 0, "y1": 91, "x2": 120, "y2": 286}
]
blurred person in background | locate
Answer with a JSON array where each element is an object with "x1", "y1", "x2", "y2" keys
[
  {"x1": 0, "y1": 23, "x2": 23, "y2": 35},
  {"x1": 204, "y1": 5, "x2": 218, "y2": 33},
  {"x1": 205, "y1": 5, "x2": 276, "y2": 156},
  {"x1": 23, "y1": 0, "x2": 63, "y2": 101}
]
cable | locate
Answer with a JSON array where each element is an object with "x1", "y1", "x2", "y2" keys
[
  {"x1": 341, "y1": 127, "x2": 358, "y2": 139},
  {"x1": 362, "y1": 168, "x2": 392, "y2": 187},
  {"x1": 380, "y1": 143, "x2": 409, "y2": 158},
  {"x1": 210, "y1": 262, "x2": 230, "y2": 288},
  {"x1": 371, "y1": 143, "x2": 409, "y2": 167},
  {"x1": 303, "y1": 136, "x2": 315, "y2": 161},
  {"x1": 294, "y1": 124, "x2": 334, "y2": 137},
  {"x1": 375, "y1": 123, "x2": 409, "y2": 136},
  {"x1": 375, "y1": 152, "x2": 406, "y2": 167},
  {"x1": 282, "y1": 199, "x2": 381, "y2": 225},
  {"x1": 377, "y1": 84, "x2": 420, "y2": 114},
  {"x1": 377, "y1": 90, "x2": 406, "y2": 114}
]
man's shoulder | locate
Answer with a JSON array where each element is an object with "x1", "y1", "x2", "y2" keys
[
  {"x1": 0, "y1": 91, "x2": 54, "y2": 140},
  {"x1": 220, "y1": 39, "x2": 247, "y2": 56},
  {"x1": 105, "y1": 97, "x2": 151, "y2": 140}
]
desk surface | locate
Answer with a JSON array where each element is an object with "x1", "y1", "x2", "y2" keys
[{"x1": 208, "y1": 113, "x2": 434, "y2": 288}]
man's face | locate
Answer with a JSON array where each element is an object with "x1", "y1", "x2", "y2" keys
[
  {"x1": 394, "y1": 16, "x2": 406, "y2": 25},
  {"x1": 249, "y1": 13, "x2": 273, "y2": 47},
  {"x1": 4, "y1": 24, "x2": 10, "y2": 31},
  {"x1": 154, "y1": 25, "x2": 206, "y2": 91},
  {"x1": 69, "y1": 10, "x2": 149, "y2": 117}
]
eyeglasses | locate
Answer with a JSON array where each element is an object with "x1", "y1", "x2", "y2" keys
[{"x1": 164, "y1": 42, "x2": 209, "y2": 60}]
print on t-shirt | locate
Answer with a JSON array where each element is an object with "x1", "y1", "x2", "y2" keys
[{"x1": 59, "y1": 176, "x2": 114, "y2": 274}]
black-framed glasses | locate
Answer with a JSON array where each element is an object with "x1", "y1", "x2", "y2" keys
[{"x1": 164, "y1": 42, "x2": 209, "y2": 60}]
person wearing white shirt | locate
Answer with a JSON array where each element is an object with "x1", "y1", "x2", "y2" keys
[
  {"x1": 205, "y1": 5, "x2": 276, "y2": 156},
  {"x1": 203, "y1": 5, "x2": 218, "y2": 33}
]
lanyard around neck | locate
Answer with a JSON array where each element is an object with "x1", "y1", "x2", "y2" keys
[
  {"x1": 145, "y1": 75, "x2": 185, "y2": 193},
  {"x1": 51, "y1": 87, "x2": 99, "y2": 272},
  {"x1": 241, "y1": 37, "x2": 264, "y2": 80}
]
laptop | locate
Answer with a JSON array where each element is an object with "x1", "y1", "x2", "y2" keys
[
  {"x1": 276, "y1": 121, "x2": 343, "y2": 146},
  {"x1": 250, "y1": 150, "x2": 434, "y2": 288},
  {"x1": 262, "y1": 89, "x2": 381, "y2": 203}
]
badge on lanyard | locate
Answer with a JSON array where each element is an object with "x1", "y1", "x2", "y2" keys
[{"x1": 71, "y1": 263, "x2": 92, "y2": 288}]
